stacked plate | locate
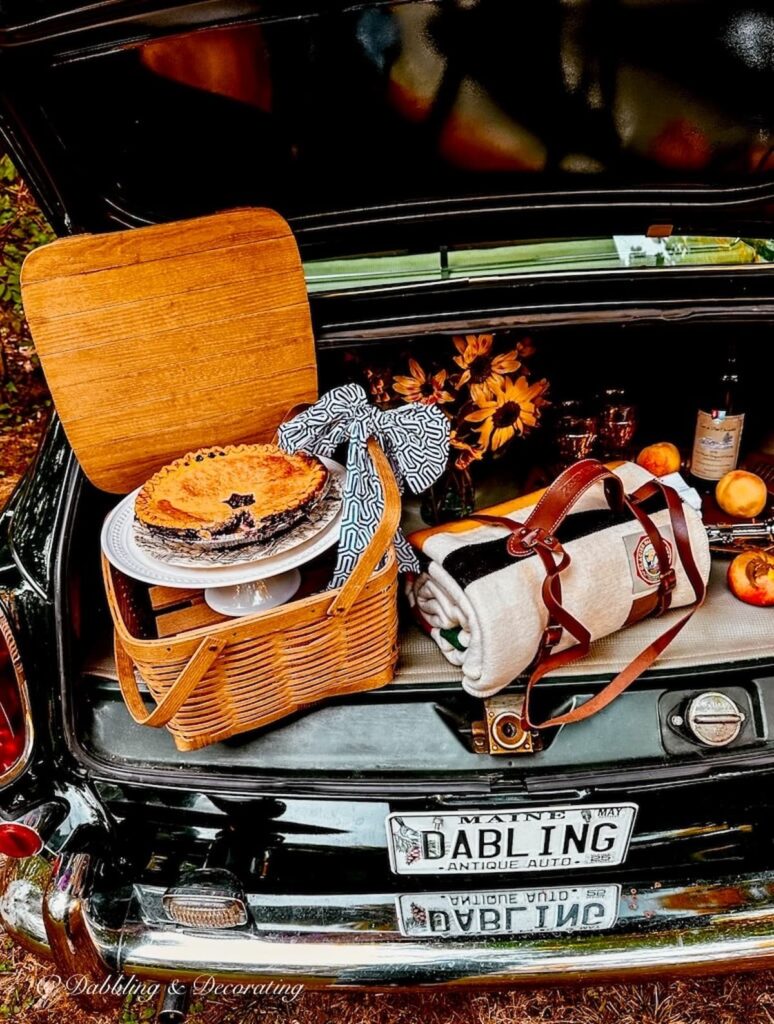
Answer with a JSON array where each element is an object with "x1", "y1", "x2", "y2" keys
[{"x1": 101, "y1": 458, "x2": 345, "y2": 614}]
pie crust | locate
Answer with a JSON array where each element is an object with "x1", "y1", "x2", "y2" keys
[{"x1": 134, "y1": 444, "x2": 329, "y2": 549}]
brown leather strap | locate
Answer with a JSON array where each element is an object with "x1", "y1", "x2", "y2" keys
[
  {"x1": 647, "y1": 479, "x2": 707, "y2": 608},
  {"x1": 624, "y1": 588, "x2": 661, "y2": 627},
  {"x1": 620, "y1": 491, "x2": 676, "y2": 616},
  {"x1": 472, "y1": 460, "x2": 707, "y2": 731},
  {"x1": 524, "y1": 477, "x2": 706, "y2": 730},
  {"x1": 510, "y1": 459, "x2": 626, "y2": 554},
  {"x1": 472, "y1": 459, "x2": 672, "y2": 649}
]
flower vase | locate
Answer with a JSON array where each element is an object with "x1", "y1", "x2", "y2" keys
[{"x1": 421, "y1": 464, "x2": 475, "y2": 525}]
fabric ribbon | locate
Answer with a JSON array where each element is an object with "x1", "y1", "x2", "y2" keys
[{"x1": 278, "y1": 384, "x2": 450, "y2": 588}]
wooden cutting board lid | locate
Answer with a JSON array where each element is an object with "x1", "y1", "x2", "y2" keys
[{"x1": 21, "y1": 207, "x2": 318, "y2": 493}]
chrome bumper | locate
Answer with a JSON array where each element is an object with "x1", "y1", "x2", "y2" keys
[{"x1": 5, "y1": 852, "x2": 774, "y2": 986}]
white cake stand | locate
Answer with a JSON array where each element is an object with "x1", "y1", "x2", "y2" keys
[
  {"x1": 204, "y1": 569, "x2": 303, "y2": 615},
  {"x1": 101, "y1": 459, "x2": 345, "y2": 615}
]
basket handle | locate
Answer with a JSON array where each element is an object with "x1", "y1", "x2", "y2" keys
[
  {"x1": 327, "y1": 437, "x2": 402, "y2": 617},
  {"x1": 114, "y1": 633, "x2": 227, "y2": 728}
]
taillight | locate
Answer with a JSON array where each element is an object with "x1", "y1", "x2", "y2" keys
[
  {"x1": 0, "y1": 801, "x2": 66, "y2": 858},
  {"x1": 0, "y1": 822, "x2": 43, "y2": 857},
  {"x1": 162, "y1": 868, "x2": 248, "y2": 929},
  {"x1": 0, "y1": 614, "x2": 31, "y2": 784}
]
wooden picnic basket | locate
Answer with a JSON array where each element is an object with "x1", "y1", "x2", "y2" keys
[{"x1": 21, "y1": 207, "x2": 400, "y2": 750}]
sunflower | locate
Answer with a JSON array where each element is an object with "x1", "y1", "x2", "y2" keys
[
  {"x1": 393, "y1": 358, "x2": 455, "y2": 406},
  {"x1": 450, "y1": 432, "x2": 485, "y2": 471},
  {"x1": 468, "y1": 382, "x2": 493, "y2": 407},
  {"x1": 452, "y1": 333, "x2": 521, "y2": 389},
  {"x1": 466, "y1": 375, "x2": 549, "y2": 451}
]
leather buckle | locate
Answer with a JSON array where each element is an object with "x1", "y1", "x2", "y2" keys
[
  {"x1": 541, "y1": 532, "x2": 562, "y2": 553},
  {"x1": 506, "y1": 528, "x2": 533, "y2": 557},
  {"x1": 507, "y1": 526, "x2": 563, "y2": 558}
]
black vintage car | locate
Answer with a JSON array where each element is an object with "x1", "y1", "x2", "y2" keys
[{"x1": 1, "y1": 1, "x2": 774, "y2": 1018}]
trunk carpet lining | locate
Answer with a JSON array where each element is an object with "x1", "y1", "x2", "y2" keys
[{"x1": 86, "y1": 564, "x2": 773, "y2": 686}]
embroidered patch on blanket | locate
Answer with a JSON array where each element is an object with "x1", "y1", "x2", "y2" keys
[{"x1": 622, "y1": 526, "x2": 675, "y2": 596}]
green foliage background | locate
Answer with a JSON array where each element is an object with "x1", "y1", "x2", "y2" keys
[
  {"x1": 0, "y1": 153, "x2": 53, "y2": 447},
  {"x1": 0, "y1": 154, "x2": 55, "y2": 342}
]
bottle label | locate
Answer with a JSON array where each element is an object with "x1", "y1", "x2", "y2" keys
[{"x1": 691, "y1": 409, "x2": 745, "y2": 480}]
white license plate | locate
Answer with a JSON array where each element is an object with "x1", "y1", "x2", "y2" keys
[
  {"x1": 396, "y1": 883, "x2": 621, "y2": 937},
  {"x1": 386, "y1": 803, "x2": 637, "y2": 875}
]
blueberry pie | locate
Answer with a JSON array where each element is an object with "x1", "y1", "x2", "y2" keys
[{"x1": 134, "y1": 444, "x2": 328, "y2": 549}]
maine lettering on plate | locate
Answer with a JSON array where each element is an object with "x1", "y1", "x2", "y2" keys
[{"x1": 386, "y1": 804, "x2": 637, "y2": 875}]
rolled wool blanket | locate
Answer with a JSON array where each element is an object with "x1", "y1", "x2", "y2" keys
[{"x1": 407, "y1": 463, "x2": 712, "y2": 698}]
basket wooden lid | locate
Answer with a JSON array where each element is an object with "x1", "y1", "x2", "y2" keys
[{"x1": 21, "y1": 207, "x2": 318, "y2": 493}]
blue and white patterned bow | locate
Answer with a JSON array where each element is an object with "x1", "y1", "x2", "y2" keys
[{"x1": 278, "y1": 384, "x2": 450, "y2": 588}]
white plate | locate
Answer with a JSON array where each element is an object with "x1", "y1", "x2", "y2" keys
[
  {"x1": 101, "y1": 458, "x2": 344, "y2": 590},
  {"x1": 396, "y1": 883, "x2": 621, "y2": 937},
  {"x1": 386, "y1": 803, "x2": 638, "y2": 876}
]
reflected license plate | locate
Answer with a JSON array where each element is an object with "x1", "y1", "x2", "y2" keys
[{"x1": 396, "y1": 883, "x2": 621, "y2": 936}]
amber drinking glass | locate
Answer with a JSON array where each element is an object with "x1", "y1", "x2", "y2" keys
[
  {"x1": 598, "y1": 387, "x2": 638, "y2": 459},
  {"x1": 554, "y1": 400, "x2": 599, "y2": 467}
]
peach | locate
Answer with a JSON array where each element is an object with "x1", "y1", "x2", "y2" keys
[
  {"x1": 715, "y1": 470, "x2": 768, "y2": 519},
  {"x1": 727, "y1": 549, "x2": 774, "y2": 607},
  {"x1": 636, "y1": 442, "x2": 682, "y2": 478}
]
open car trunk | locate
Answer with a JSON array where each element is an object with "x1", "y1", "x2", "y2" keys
[
  {"x1": 9, "y1": 0, "x2": 774, "y2": 797},
  {"x1": 65, "y1": 312, "x2": 774, "y2": 794}
]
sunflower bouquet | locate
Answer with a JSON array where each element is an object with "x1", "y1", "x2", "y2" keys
[{"x1": 365, "y1": 332, "x2": 549, "y2": 521}]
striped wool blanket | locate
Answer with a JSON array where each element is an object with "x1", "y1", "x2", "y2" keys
[{"x1": 406, "y1": 463, "x2": 711, "y2": 698}]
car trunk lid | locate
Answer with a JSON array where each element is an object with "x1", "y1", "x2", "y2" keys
[{"x1": 4, "y1": 1, "x2": 774, "y2": 246}]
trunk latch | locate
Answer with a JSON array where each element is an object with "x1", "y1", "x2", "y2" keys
[{"x1": 472, "y1": 695, "x2": 537, "y2": 755}]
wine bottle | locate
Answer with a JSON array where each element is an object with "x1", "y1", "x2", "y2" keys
[{"x1": 690, "y1": 343, "x2": 745, "y2": 491}]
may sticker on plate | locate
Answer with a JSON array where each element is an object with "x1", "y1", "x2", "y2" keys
[{"x1": 386, "y1": 804, "x2": 637, "y2": 875}]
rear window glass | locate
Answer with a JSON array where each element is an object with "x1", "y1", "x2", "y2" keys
[{"x1": 304, "y1": 236, "x2": 774, "y2": 292}]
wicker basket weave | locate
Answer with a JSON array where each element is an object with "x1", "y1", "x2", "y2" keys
[{"x1": 103, "y1": 438, "x2": 400, "y2": 751}]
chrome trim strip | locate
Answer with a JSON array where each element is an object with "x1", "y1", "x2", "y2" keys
[
  {"x1": 42, "y1": 850, "x2": 119, "y2": 1010},
  {"x1": 116, "y1": 914, "x2": 774, "y2": 986},
  {"x1": 8, "y1": 850, "x2": 774, "y2": 986}
]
